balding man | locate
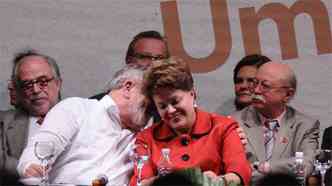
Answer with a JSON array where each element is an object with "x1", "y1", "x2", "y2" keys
[
  {"x1": 232, "y1": 62, "x2": 319, "y2": 183},
  {"x1": 0, "y1": 49, "x2": 62, "y2": 185}
]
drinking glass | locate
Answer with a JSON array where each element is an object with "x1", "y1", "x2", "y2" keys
[
  {"x1": 314, "y1": 149, "x2": 332, "y2": 186},
  {"x1": 34, "y1": 141, "x2": 55, "y2": 186}
]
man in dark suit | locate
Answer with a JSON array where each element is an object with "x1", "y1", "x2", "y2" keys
[
  {"x1": 322, "y1": 126, "x2": 332, "y2": 150},
  {"x1": 232, "y1": 62, "x2": 320, "y2": 183},
  {"x1": 90, "y1": 30, "x2": 169, "y2": 100},
  {"x1": 321, "y1": 126, "x2": 332, "y2": 185},
  {"x1": 0, "y1": 49, "x2": 62, "y2": 185}
]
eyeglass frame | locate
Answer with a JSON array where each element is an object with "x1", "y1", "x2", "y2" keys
[
  {"x1": 252, "y1": 79, "x2": 290, "y2": 93},
  {"x1": 17, "y1": 76, "x2": 56, "y2": 94},
  {"x1": 131, "y1": 52, "x2": 166, "y2": 61}
]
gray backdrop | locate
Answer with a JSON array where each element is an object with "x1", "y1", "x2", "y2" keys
[{"x1": 0, "y1": 0, "x2": 331, "y2": 138}]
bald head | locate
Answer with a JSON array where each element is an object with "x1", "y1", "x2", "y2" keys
[
  {"x1": 257, "y1": 62, "x2": 297, "y2": 92},
  {"x1": 252, "y1": 61, "x2": 297, "y2": 117}
]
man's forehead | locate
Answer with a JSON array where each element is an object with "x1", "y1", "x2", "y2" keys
[
  {"x1": 256, "y1": 69, "x2": 284, "y2": 85},
  {"x1": 18, "y1": 58, "x2": 52, "y2": 79},
  {"x1": 134, "y1": 38, "x2": 166, "y2": 54}
]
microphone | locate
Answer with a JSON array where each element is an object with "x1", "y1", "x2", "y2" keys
[{"x1": 92, "y1": 174, "x2": 108, "y2": 186}]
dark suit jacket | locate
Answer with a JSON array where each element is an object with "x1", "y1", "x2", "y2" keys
[
  {"x1": 232, "y1": 106, "x2": 320, "y2": 180},
  {"x1": 0, "y1": 109, "x2": 29, "y2": 185},
  {"x1": 322, "y1": 126, "x2": 332, "y2": 150},
  {"x1": 321, "y1": 126, "x2": 332, "y2": 185}
]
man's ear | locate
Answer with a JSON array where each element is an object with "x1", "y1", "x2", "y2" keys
[
  {"x1": 124, "y1": 80, "x2": 134, "y2": 90},
  {"x1": 284, "y1": 87, "x2": 295, "y2": 102},
  {"x1": 55, "y1": 78, "x2": 62, "y2": 93},
  {"x1": 122, "y1": 80, "x2": 135, "y2": 99},
  {"x1": 190, "y1": 89, "x2": 197, "y2": 99}
]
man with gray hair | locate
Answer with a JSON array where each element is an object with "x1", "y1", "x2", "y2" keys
[
  {"x1": 17, "y1": 64, "x2": 149, "y2": 185},
  {"x1": 232, "y1": 62, "x2": 319, "y2": 183},
  {"x1": 0, "y1": 49, "x2": 62, "y2": 185}
]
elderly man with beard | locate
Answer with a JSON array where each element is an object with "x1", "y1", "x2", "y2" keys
[
  {"x1": 17, "y1": 64, "x2": 149, "y2": 185},
  {"x1": 232, "y1": 62, "x2": 319, "y2": 183}
]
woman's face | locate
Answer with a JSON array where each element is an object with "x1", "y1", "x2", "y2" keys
[{"x1": 153, "y1": 88, "x2": 196, "y2": 133}]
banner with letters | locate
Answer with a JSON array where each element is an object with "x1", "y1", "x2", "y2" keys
[{"x1": 0, "y1": 0, "x2": 331, "y2": 134}]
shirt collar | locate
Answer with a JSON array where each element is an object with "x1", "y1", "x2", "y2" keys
[
  {"x1": 259, "y1": 110, "x2": 285, "y2": 128},
  {"x1": 100, "y1": 94, "x2": 117, "y2": 111},
  {"x1": 153, "y1": 108, "x2": 213, "y2": 141},
  {"x1": 29, "y1": 116, "x2": 40, "y2": 126},
  {"x1": 100, "y1": 94, "x2": 123, "y2": 130}
]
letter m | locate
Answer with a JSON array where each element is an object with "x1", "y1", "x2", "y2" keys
[{"x1": 239, "y1": 0, "x2": 332, "y2": 59}]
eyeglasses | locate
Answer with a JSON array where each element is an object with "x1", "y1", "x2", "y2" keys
[
  {"x1": 253, "y1": 79, "x2": 289, "y2": 92},
  {"x1": 18, "y1": 76, "x2": 55, "y2": 93},
  {"x1": 132, "y1": 52, "x2": 166, "y2": 61}
]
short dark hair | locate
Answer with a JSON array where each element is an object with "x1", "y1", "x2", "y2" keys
[
  {"x1": 143, "y1": 57, "x2": 193, "y2": 101},
  {"x1": 233, "y1": 54, "x2": 271, "y2": 83},
  {"x1": 125, "y1": 30, "x2": 169, "y2": 63}
]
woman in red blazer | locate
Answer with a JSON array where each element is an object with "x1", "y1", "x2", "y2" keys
[{"x1": 130, "y1": 58, "x2": 251, "y2": 186}]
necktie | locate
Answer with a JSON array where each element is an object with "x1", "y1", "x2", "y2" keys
[{"x1": 264, "y1": 120, "x2": 279, "y2": 161}]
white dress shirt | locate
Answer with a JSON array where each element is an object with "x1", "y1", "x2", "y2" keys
[
  {"x1": 26, "y1": 117, "x2": 43, "y2": 144},
  {"x1": 18, "y1": 95, "x2": 135, "y2": 186}
]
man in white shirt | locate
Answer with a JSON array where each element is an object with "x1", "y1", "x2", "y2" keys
[
  {"x1": 17, "y1": 64, "x2": 149, "y2": 185},
  {"x1": 0, "y1": 49, "x2": 62, "y2": 185}
]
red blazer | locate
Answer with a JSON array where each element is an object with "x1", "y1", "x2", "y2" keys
[{"x1": 130, "y1": 108, "x2": 251, "y2": 186}]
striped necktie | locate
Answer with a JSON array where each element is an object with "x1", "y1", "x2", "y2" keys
[{"x1": 264, "y1": 120, "x2": 279, "y2": 161}]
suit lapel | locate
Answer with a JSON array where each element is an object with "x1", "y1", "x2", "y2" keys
[
  {"x1": 6, "y1": 110, "x2": 29, "y2": 158},
  {"x1": 243, "y1": 107, "x2": 266, "y2": 162}
]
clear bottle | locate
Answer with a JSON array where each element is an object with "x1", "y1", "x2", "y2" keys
[
  {"x1": 157, "y1": 148, "x2": 173, "y2": 176},
  {"x1": 294, "y1": 151, "x2": 305, "y2": 186},
  {"x1": 137, "y1": 155, "x2": 149, "y2": 186}
]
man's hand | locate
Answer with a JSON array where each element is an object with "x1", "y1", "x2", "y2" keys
[
  {"x1": 257, "y1": 161, "x2": 271, "y2": 174},
  {"x1": 23, "y1": 163, "x2": 43, "y2": 177},
  {"x1": 236, "y1": 126, "x2": 248, "y2": 146}
]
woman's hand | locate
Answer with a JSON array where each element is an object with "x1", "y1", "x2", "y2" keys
[
  {"x1": 223, "y1": 173, "x2": 241, "y2": 185},
  {"x1": 204, "y1": 171, "x2": 241, "y2": 185},
  {"x1": 203, "y1": 170, "x2": 219, "y2": 180}
]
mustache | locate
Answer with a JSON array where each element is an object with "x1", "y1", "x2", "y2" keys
[{"x1": 252, "y1": 94, "x2": 266, "y2": 103}]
